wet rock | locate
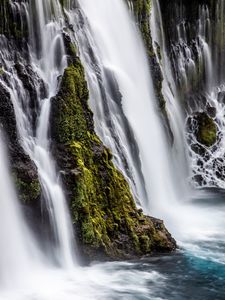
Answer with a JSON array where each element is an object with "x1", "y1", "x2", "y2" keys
[
  {"x1": 206, "y1": 105, "x2": 217, "y2": 118},
  {"x1": 218, "y1": 91, "x2": 225, "y2": 104},
  {"x1": 187, "y1": 112, "x2": 217, "y2": 147},
  {"x1": 193, "y1": 174, "x2": 205, "y2": 185},
  {"x1": 0, "y1": 82, "x2": 41, "y2": 206},
  {"x1": 213, "y1": 158, "x2": 225, "y2": 180},
  {"x1": 195, "y1": 112, "x2": 217, "y2": 147},
  {"x1": 50, "y1": 55, "x2": 177, "y2": 262}
]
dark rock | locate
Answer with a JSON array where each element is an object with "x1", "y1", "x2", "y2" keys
[
  {"x1": 206, "y1": 105, "x2": 217, "y2": 118},
  {"x1": 218, "y1": 91, "x2": 225, "y2": 104},
  {"x1": 193, "y1": 174, "x2": 205, "y2": 185}
]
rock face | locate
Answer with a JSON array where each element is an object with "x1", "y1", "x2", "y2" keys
[{"x1": 50, "y1": 54, "x2": 176, "y2": 261}]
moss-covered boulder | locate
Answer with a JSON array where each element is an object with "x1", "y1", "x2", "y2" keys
[
  {"x1": 196, "y1": 112, "x2": 217, "y2": 147},
  {"x1": 50, "y1": 55, "x2": 176, "y2": 261},
  {"x1": 187, "y1": 112, "x2": 217, "y2": 148}
]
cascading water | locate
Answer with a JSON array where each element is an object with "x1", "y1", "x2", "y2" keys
[
  {"x1": 0, "y1": 131, "x2": 42, "y2": 288},
  {"x1": 67, "y1": 0, "x2": 179, "y2": 220},
  {"x1": 1, "y1": 0, "x2": 225, "y2": 299},
  {"x1": 156, "y1": 0, "x2": 225, "y2": 189},
  {"x1": 65, "y1": 2, "x2": 148, "y2": 205},
  {"x1": 0, "y1": 1, "x2": 179, "y2": 298},
  {"x1": 150, "y1": 0, "x2": 225, "y2": 269},
  {"x1": 0, "y1": 0, "x2": 76, "y2": 267},
  {"x1": 151, "y1": 0, "x2": 190, "y2": 199}
]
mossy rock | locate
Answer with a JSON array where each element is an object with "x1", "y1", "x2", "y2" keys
[
  {"x1": 13, "y1": 172, "x2": 41, "y2": 204},
  {"x1": 196, "y1": 112, "x2": 217, "y2": 147},
  {"x1": 50, "y1": 52, "x2": 176, "y2": 261}
]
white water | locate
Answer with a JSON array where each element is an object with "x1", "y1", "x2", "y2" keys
[
  {"x1": 0, "y1": 132, "x2": 42, "y2": 288},
  {"x1": 66, "y1": 4, "x2": 148, "y2": 205},
  {"x1": 27, "y1": 0, "x2": 76, "y2": 267},
  {"x1": 0, "y1": 0, "x2": 170, "y2": 297},
  {"x1": 1, "y1": 0, "x2": 225, "y2": 299},
  {"x1": 158, "y1": 0, "x2": 225, "y2": 189},
  {"x1": 0, "y1": 0, "x2": 76, "y2": 267},
  {"x1": 74, "y1": 0, "x2": 179, "y2": 217},
  {"x1": 151, "y1": 0, "x2": 190, "y2": 199},
  {"x1": 149, "y1": 1, "x2": 225, "y2": 265}
]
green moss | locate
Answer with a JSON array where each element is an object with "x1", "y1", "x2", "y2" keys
[
  {"x1": 13, "y1": 174, "x2": 41, "y2": 204},
  {"x1": 132, "y1": 0, "x2": 153, "y2": 56},
  {"x1": 51, "y1": 54, "x2": 176, "y2": 259},
  {"x1": 139, "y1": 235, "x2": 151, "y2": 252},
  {"x1": 196, "y1": 112, "x2": 217, "y2": 147}
]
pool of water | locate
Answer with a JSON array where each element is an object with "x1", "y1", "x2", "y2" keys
[{"x1": 1, "y1": 190, "x2": 225, "y2": 300}]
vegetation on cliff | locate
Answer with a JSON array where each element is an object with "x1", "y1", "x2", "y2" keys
[{"x1": 50, "y1": 53, "x2": 176, "y2": 260}]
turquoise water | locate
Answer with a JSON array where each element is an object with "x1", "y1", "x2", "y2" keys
[
  {"x1": 90, "y1": 249, "x2": 225, "y2": 299},
  {"x1": 1, "y1": 191, "x2": 224, "y2": 299},
  {"x1": 88, "y1": 191, "x2": 225, "y2": 299}
]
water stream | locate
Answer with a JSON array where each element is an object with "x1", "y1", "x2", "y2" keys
[
  {"x1": 0, "y1": 0, "x2": 76, "y2": 267},
  {"x1": 0, "y1": 132, "x2": 41, "y2": 288},
  {"x1": 72, "y1": 0, "x2": 179, "y2": 218}
]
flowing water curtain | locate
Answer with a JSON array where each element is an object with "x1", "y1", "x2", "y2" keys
[
  {"x1": 156, "y1": 0, "x2": 225, "y2": 188},
  {"x1": 72, "y1": 0, "x2": 180, "y2": 219},
  {"x1": 64, "y1": 0, "x2": 149, "y2": 207},
  {"x1": 151, "y1": 0, "x2": 191, "y2": 199},
  {"x1": 0, "y1": 131, "x2": 43, "y2": 288},
  {"x1": 0, "y1": 0, "x2": 77, "y2": 267}
]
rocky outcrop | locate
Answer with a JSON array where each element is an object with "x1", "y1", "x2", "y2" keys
[{"x1": 50, "y1": 51, "x2": 176, "y2": 261}]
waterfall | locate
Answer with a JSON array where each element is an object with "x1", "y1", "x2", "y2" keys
[
  {"x1": 151, "y1": 0, "x2": 190, "y2": 199},
  {"x1": 65, "y1": 0, "x2": 180, "y2": 221},
  {"x1": 1, "y1": 0, "x2": 225, "y2": 299},
  {"x1": 146, "y1": 0, "x2": 225, "y2": 250},
  {"x1": 0, "y1": 0, "x2": 76, "y2": 267},
  {"x1": 155, "y1": 0, "x2": 225, "y2": 189},
  {"x1": 0, "y1": 132, "x2": 41, "y2": 288},
  {"x1": 24, "y1": 0, "x2": 76, "y2": 267},
  {"x1": 65, "y1": 3, "x2": 148, "y2": 206}
]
